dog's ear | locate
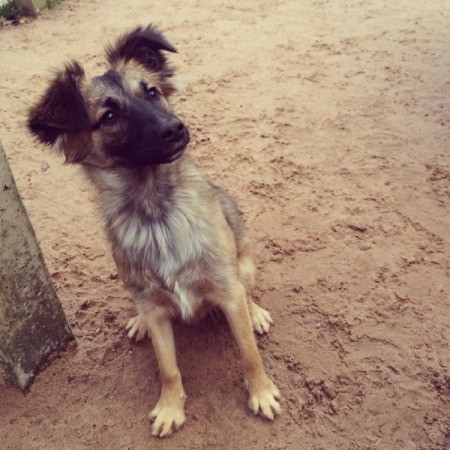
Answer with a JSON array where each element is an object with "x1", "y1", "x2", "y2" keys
[
  {"x1": 106, "y1": 25, "x2": 177, "y2": 73},
  {"x1": 28, "y1": 61, "x2": 91, "y2": 163}
]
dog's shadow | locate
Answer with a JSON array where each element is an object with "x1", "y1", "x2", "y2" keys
[
  {"x1": 174, "y1": 308, "x2": 240, "y2": 379},
  {"x1": 135, "y1": 309, "x2": 245, "y2": 415}
]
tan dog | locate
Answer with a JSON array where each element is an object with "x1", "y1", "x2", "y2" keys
[{"x1": 28, "y1": 25, "x2": 280, "y2": 437}]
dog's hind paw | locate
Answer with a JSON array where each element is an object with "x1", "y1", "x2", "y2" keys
[
  {"x1": 126, "y1": 314, "x2": 149, "y2": 341},
  {"x1": 248, "y1": 301, "x2": 273, "y2": 334}
]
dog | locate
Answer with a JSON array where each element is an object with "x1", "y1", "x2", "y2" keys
[{"x1": 28, "y1": 25, "x2": 280, "y2": 437}]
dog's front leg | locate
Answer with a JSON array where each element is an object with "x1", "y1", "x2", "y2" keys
[
  {"x1": 219, "y1": 283, "x2": 281, "y2": 420},
  {"x1": 147, "y1": 314, "x2": 186, "y2": 437},
  {"x1": 127, "y1": 303, "x2": 186, "y2": 437}
]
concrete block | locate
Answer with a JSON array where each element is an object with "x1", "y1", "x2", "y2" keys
[{"x1": 0, "y1": 141, "x2": 73, "y2": 390}]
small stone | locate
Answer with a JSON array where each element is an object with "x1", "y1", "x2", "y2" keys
[
  {"x1": 330, "y1": 399, "x2": 339, "y2": 414},
  {"x1": 323, "y1": 380, "x2": 337, "y2": 399},
  {"x1": 41, "y1": 160, "x2": 50, "y2": 171}
]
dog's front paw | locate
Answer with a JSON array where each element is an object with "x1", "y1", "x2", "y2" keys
[
  {"x1": 126, "y1": 314, "x2": 149, "y2": 341},
  {"x1": 149, "y1": 393, "x2": 186, "y2": 437},
  {"x1": 248, "y1": 379, "x2": 281, "y2": 420},
  {"x1": 249, "y1": 301, "x2": 273, "y2": 334}
]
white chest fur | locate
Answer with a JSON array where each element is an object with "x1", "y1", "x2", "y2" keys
[
  {"x1": 94, "y1": 164, "x2": 214, "y2": 320},
  {"x1": 113, "y1": 200, "x2": 204, "y2": 281}
]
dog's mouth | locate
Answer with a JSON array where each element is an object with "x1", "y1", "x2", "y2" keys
[
  {"x1": 163, "y1": 143, "x2": 186, "y2": 163},
  {"x1": 160, "y1": 130, "x2": 190, "y2": 164}
]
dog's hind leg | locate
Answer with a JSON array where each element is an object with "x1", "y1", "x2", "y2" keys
[
  {"x1": 238, "y1": 244, "x2": 273, "y2": 335},
  {"x1": 214, "y1": 184, "x2": 274, "y2": 333},
  {"x1": 237, "y1": 239, "x2": 256, "y2": 293},
  {"x1": 127, "y1": 303, "x2": 186, "y2": 438},
  {"x1": 248, "y1": 298, "x2": 273, "y2": 335}
]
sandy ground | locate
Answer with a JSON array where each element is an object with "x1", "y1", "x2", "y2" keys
[{"x1": 0, "y1": 0, "x2": 449, "y2": 448}]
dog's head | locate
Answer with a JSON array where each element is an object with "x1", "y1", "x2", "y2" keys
[{"x1": 28, "y1": 25, "x2": 189, "y2": 167}]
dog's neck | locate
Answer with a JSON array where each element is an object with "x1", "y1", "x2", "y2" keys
[{"x1": 82, "y1": 158, "x2": 186, "y2": 223}]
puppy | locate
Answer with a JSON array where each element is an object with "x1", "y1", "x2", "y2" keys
[{"x1": 28, "y1": 25, "x2": 280, "y2": 437}]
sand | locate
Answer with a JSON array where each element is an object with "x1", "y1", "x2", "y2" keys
[{"x1": 0, "y1": 0, "x2": 449, "y2": 448}]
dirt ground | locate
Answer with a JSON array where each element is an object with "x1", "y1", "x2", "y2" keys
[{"x1": 0, "y1": 0, "x2": 449, "y2": 448}]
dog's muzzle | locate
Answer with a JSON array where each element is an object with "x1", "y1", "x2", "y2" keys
[{"x1": 159, "y1": 119, "x2": 190, "y2": 163}]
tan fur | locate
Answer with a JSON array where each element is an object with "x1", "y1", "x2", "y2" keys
[{"x1": 28, "y1": 26, "x2": 280, "y2": 438}]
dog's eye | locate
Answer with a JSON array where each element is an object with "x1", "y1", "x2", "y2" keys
[
  {"x1": 146, "y1": 86, "x2": 161, "y2": 101},
  {"x1": 101, "y1": 111, "x2": 119, "y2": 125}
]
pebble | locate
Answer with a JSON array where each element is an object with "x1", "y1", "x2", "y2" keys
[
  {"x1": 330, "y1": 399, "x2": 339, "y2": 414},
  {"x1": 323, "y1": 380, "x2": 337, "y2": 399},
  {"x1": 41, "y1": 160, "x2": 50, "y2": 171}
]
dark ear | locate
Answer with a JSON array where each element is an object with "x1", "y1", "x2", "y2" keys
[
  {"x1": 106, "y1": 25, "x2": 177, "y2": 73},
  {"x1": 28, "y1": 61, "x2": 91, "y2": 162}
]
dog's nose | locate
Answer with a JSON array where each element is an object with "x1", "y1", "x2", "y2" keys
[{"x1": 159, "y1": 119, "x2": 185, "y2": 143}]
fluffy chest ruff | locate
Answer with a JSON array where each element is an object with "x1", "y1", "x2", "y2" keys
[{"x1": 86, "y1": 160, "x2": 227, "y2": 320}]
